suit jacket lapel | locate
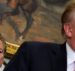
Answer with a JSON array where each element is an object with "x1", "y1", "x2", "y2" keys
[
  {"x1": 51, "y1": 43, "x2": 67, "y2": 71},
  {"x1": 48, "y1": 43, "x2": 67, "y2": 71},
  {"x1": 53, "y1": 43, "x2": 67, "y2": 71},
  {"x1": 59, "y1": 43, "x2": 67, "y2": 71}
]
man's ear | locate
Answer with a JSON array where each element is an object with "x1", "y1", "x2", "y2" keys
[{"x1": 64, "y1": 23, "x2": 72, "y2": 37}]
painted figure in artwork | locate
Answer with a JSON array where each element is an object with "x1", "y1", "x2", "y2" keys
[{"x1": 0, "y1": 0, "x2": 38, "y2": 40}]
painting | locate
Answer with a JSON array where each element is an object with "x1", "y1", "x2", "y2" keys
[
  {"x1": 0, "y1": 0, "x2": 74, "y2": 59},
  {"x1": 0, "y1": 0, "x2": 38, "y2": 45}
]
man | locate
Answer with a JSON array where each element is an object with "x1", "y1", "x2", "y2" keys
[
  {"x1": 0, "y1": 34, "x2": 6, "y2": 71},
  {"x1": 3, "y1": 2, "x2": 75, "y2": 71}
]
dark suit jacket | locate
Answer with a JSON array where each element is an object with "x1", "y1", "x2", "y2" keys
[{"x1": 4, "y1": 41, "x2": 67, "y2": 71}]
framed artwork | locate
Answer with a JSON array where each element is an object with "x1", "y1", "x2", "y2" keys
[{"x1": 0, "y1": 0, "x2": 71, "y2": 59}]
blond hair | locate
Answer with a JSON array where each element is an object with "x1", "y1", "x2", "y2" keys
[{"x1": 61, "y1": 2, "x2": 75, "y2": 34}]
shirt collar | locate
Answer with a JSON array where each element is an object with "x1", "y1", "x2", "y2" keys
[
  {"x1": 66, "y1": 43, "x2": 75, "y2": 65},
  {"x1": 0, "y1": 64, "x2": 5, "y2": 71}
]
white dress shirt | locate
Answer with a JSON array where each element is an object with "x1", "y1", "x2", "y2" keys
[
  {"x1": 0, "y1": 64, "x2": 5, "y2": 71},
  {"x1": 66, "y1": 43, "x2": 75, "y2": 71}
]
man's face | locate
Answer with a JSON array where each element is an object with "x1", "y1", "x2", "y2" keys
[
  {"x1": 0, "y1": 40, "x2": 4, "y2": 66},
  {"x1": 64, "y1": 14, "x2": 75, "y2": 50},
  {"x1": 70, "y1": 14, "x2": 75, "y2": 41}
]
